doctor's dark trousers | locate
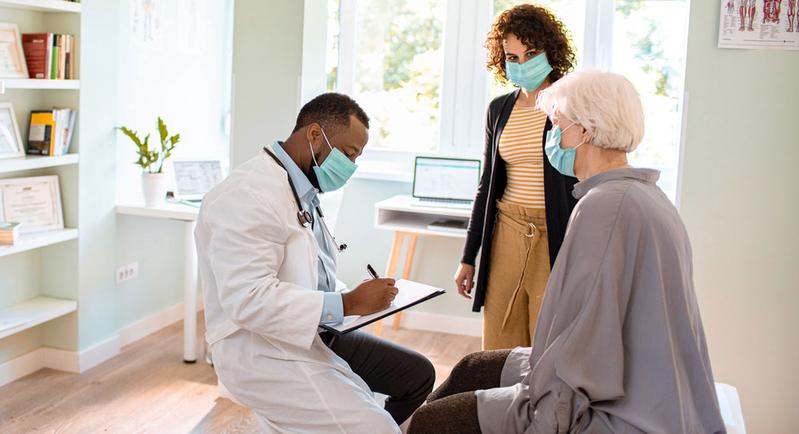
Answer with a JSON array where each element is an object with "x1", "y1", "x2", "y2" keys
[{"x1": 321, "y1": 330, "x2": 435, "y2": 425}]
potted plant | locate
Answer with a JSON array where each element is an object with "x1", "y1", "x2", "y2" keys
[{"x1": 119, "y1": 117, "x2": 181, "y2": 207}]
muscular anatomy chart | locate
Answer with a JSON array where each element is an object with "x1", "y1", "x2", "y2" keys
[{"x1": 718, "y1": 0, "x2": 799, "y2": 49}]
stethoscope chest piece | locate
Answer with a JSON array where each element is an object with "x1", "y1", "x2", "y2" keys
[{"x1": 297, "y1": 210, "x2": 314, "y2": 227}]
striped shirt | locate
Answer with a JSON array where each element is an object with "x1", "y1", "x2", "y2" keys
[{"x1": 498, "y1": 105, "x2": 548, "y2": 209}]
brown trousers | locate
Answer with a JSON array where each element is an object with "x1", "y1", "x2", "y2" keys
[
  {"x1": 407, "y1": 350, "x2": 511, "y2": 434},
  {"x1": 483, "y1": 200, "x2": 550, "y2": 350}
]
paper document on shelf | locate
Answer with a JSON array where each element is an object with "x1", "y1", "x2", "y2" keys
[{"x1": 323, "y1": 279, "x2": 445, "y2": 335}]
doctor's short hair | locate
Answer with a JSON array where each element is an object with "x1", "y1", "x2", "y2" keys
[
  {"x1": 537, "y1": 70, "x2": 645, "y2": 153},
  {"x1": 292, "y1": 93, "x2": 370, "y2": 135}
]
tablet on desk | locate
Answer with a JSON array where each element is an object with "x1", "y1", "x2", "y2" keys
[{"x1": 320, "y1": 280, "x2": 445, "y2": 335}]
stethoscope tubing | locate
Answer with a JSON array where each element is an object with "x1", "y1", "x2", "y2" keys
[{"x1": 264, "y1": 147, "x2": 346, "y2": 252}]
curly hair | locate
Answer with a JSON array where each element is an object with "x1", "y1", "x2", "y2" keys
[{"x1": 486, "y1": 4, "x2": 576, "y2": 86}]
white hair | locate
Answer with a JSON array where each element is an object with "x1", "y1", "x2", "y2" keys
[{"x1": 536, "y1": 70, "x2": 645, "y2": 153}]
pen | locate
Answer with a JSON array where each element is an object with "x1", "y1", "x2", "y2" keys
[{"x1": 367, "y1": 264, "x2": 380, "y2": 279}]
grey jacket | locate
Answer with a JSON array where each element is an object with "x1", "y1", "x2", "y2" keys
[{"x1": 476, "y1": 168, "x2": 726, "y2": 434}]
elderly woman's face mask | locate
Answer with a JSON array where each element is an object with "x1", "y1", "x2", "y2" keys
[{"x1": 545, "y1": 122, "x2": 585, "y2": 178}]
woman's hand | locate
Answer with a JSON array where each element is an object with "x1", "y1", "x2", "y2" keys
[{"x1": 454, "y1": 263, "x2": 476, "y2": 299}]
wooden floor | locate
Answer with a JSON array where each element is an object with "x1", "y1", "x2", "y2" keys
[{"x1": 0, "y1": 317, "x2": 480, "y2": 433}]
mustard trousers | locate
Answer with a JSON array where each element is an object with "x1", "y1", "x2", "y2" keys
[{"x1": 482, "y1": 200, "x2": 550, "y2": 350}]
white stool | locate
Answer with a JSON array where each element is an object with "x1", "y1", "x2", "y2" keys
[{"x1": 715, "y1": 382, "x2": 746, "y2": 434}]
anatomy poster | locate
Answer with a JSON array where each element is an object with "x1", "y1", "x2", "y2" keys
[
  {"x1": 130, "y1": 0, "x2": 163, "y2": 48},
  {"x1": 719, "y1": 0, "x2": 799, "y2": 49}
]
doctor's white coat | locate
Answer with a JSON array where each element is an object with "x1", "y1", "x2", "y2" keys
[{"x1": 195, "y1": 151, "x2": 399, "y2": 434}]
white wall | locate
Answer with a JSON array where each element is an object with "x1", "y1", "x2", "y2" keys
[
  {"x1": 680, "y1": 2, "x2": 799, "y2": 433},
  {"x1": 230, "y1": 0, "x2": 305, "y2": 167},
  {"x1": 74, "y1": 0, "x2": 120, "y2": 350}
]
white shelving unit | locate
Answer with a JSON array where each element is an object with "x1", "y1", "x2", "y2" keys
[
  {"x1": 0, "y1": 0, "x2": 81, "y2": 344},
  {"x1": 0, "y1": 154, "x2": 78, "y2": 173},
  {"x1": 2, "y1": 79, "x2": 80, "y2": 91},
  {"x1": 0, "y1": 228, "x2": 78, "y2": 257},
  {"x1": 0, "y1": 0, "x2": 80, "y2": 14},
  {"x1": 0, "y1": 297, "x2": 78, "y2": 340}
]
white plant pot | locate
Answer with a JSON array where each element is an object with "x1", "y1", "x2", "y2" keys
[{"x1": 142, "y1": 172, "x2": 167, "y2": 207}]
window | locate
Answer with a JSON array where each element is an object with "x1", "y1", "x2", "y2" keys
[
  {"x1": 324, "y1": 0, "x2": 689, "y2": 200},
  {"x1": 612, "y1": 0, "x2": 688, "y2": 201},
  {"x1": 331, "y1": 0, "x2": 446, "y2": 153},
  {"x1": 325, "y1": 0, "x2": 341, "y2": 91}
]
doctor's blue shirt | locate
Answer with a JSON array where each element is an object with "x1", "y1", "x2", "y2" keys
[{"x1": 270, "y1": 142, "x2": 344, "y2": 326}]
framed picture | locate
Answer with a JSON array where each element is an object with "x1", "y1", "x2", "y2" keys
[
  {"x1": 0, "y1": 23, "x2": 29, "y2": 79},
  {"x1": 0, "y1": 175, "x2": 64, "y2": 234},
  {"x1": 0, "y1": 102, "x2": 24, "y2": 160}
]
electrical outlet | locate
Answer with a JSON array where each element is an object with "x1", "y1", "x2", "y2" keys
[{"x1": 116, "y1": 262, "x2": 139, "y2": 284}]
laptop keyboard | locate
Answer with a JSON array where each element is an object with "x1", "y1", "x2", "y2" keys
[{"x1": 417, "y1": 197, "x2": 472, "y2": 206}]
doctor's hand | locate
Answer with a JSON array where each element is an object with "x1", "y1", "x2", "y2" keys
[
  {"x1": 454, "y1": 263, "x2": 475, "y2": 299},
  {"x1": 342, "y1": 278, "x2": 398, "y2": 316}
]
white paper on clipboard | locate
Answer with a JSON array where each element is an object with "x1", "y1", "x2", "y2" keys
[{"x1": 321, "y1": 279, "x2": 445, "y2": 335}]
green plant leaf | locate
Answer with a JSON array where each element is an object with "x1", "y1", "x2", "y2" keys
[
  {"x1": 158, "y1": 116, "x2": 168, "y2": 145},
  {"x1": 121, "y1": 126, "x2": 156, "y2": 170},
  {"x1": 120, "y1": 126, "x2": 143, "y2": 148}
]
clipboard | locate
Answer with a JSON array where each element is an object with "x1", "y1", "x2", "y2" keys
[{"x1": 320, "y1": 280, "x2": 445, "y2": 336}]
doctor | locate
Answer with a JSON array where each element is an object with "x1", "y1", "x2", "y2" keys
[{"x1": 195, "y1": 93, "x2": 435, "y2": 433}]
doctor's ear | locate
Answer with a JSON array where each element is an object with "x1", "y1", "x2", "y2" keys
[{"x1": 306, "y1": 123, "x2": 324, "y2": 145}]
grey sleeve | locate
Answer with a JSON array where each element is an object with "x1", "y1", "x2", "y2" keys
[{"x1": 500, "y1": 347, "x2": 532, "y2": 387}]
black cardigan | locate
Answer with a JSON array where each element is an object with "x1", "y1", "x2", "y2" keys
[{"x1": 461, "y1": 89, "x2": 579, "y2": 312}]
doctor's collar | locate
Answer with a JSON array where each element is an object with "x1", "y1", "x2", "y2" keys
[{"x1": 269, "y1": 142, "x2": 318, "y2": 202}]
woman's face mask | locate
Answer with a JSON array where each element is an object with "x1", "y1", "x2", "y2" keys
[
  {"x1": 505, "y1": 52, "x2": 553, "y2": 91},
  {"x1": 309, "y1": 128, "x2": 358, "y2": 192},
  {"x1": 545, "y1": 122, "x2": 585, "y2": 178}
]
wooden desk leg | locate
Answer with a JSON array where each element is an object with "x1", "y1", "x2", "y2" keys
[
  {"x1": 374, "y1": 232, "x2": 404, "y2": 337},
  {"x1": 393, "y1": 234, "x2": 418, "y2": 330}
]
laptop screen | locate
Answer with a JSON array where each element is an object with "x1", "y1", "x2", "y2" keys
[
  {"x1": 413, "y1": 157, "x2": 481, "y2": 201},
  {"x1": 173, "y1": 160, "x2": 223, "y2": 199}
]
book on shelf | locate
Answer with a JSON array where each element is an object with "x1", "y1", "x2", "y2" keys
[
  {"x1": 26, "y1": 109, "x2": 77, "y2": 156},
  {"x1": 22, "y1": 33, "x2": 76, "y2": 80},
  {"x1": 0, "y1": 221, "x2": 21, "y2": 246}
]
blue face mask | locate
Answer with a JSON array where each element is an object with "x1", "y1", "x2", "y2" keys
[
  {"x1": 505, "y1": 52, "x2": 553, "y2": 91},
  {"x1": 545, "y1": 123, "x2": 584, "y2": 178},
  {"x1": 310, "y1": 128, "x2": 358, "y2": 192}
]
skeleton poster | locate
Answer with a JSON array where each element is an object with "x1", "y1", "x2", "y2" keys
[
  {"x1": 130, "y1": 0, "x2": 163, "y2": 48},
  {"x1": 719, "y1": 0, "x2": 799, "y2": 49}
]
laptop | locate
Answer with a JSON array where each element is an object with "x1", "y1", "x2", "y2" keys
[
  {"x1": 172, "y1": 160, "x2": 224, "y2": 204},
  {"x1": 411, "y1": 156, "x2": 481, "y2": 209}
]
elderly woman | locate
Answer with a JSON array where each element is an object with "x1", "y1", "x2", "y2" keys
[{"x1": 407, "y1": 70, "x2": 726, "y2": 434}]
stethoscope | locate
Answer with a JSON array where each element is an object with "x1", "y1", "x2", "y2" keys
[{"x1": 264, "y1": 147, "x2": 347, "y2": 253}]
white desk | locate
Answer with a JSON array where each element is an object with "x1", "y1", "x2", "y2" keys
[
  {"x1": 116, "y1": 202, "x2": 201, "y2": 363},
  {"x1": 372, "y1": 195, "x2": 470, "y2": 335}
]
